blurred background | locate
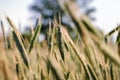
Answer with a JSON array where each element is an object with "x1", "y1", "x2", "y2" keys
[{"x1": 0, "y1": 0, "x2": 120, "y2": 41}]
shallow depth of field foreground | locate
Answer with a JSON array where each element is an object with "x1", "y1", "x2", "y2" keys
[{"x1": 0, "y1": 1, "x2": 120, "y2": 80}]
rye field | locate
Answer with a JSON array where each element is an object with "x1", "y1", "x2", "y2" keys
[{"x1": 0, "y1": 1, "x2": 120, "y2": 80}]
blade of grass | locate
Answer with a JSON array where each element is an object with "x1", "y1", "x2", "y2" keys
[
  {"x1": 57, "y1": 26, "x2": 64, "y2": 61},
  {"x1": 29, "y1": 19, "x2": 42, "y2": 53},
  {"x1": 116, "y1": 30, "x2": 120, "y2": 56},
  {"x1": 0, "y1": 20, "x2": 7, "y2": 48},
  {"x1": 6, "y1": 16, "x2": 30, "y2": 69},
  {"x1": 60, "y1": 26, "x2": 95, "y2": 80},
  {"x1": 91, "y1": 33, "x2": 120, "y2": 67},
  {"x1": 105, "y1": 25, "x2": 120, "y2": 38},
  {"x1": 47, "y1": 58, "x2": 65, "y2": 80}
]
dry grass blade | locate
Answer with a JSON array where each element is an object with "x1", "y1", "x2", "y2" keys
[
  {"x1": 110, "y1": 64, "x2": 114, "y2": 80},
  {"x1": 6, "y1": 16, "x2": 30, "y2": 69},
  {"x1": 92, "y1": 34, "x2": 120, "y2": 67},
  {"x1": 87, "y1": 64, "x2": 97, "y2": 80},
  {"x1": 99, "y1": 44, "x2": 120, "y2": 67},
  {"x1": 48, "y1": 20, "x2": 57, "y2": 54},
  {"x1": 64, "y1": 2, "x2": 91, "y2": 45},
  {"x1": 41, "y1": 69, "x2": 45, "y2": 80},
  {"x1": 84, "y1": 45, "x2": 103, "y2": 80},
  {"x1": 60, "y1": 26, "x2": 94, "y2": 80},
  {"x1": 105, "y1": 25, "x2": 120, "y2": 43},
  {"x1": 105, "y1": 25, "x2": 120, "y2": 38},
  {"x1": 47, "y1": 19, "x2": 52, "y2": 51},
  {"x1": 0, "y1": 58, "x2": 18, "y2": 80},
  {"x1": 47, "y1": 57, "x2": 65, "y2": 80},
  {"x1": 116, "y1": 30, "x2": 120, "y2": 56},
  {"x1": 64, "y1": 72, "x2": 70, "y2": 80},
  {"x1": 29, "y1": 19, "x2": 42, "y2": 53},
  {"x1": 57, "y1": 26, "x2": 64, "y2": 61},
  {"x1": 12, "y1": 31, "x2": 30, "y2": 68},
  {"x1": 116, "y1": 30, "x2": 120, "y2": 45},
  {"x1": 81, "y1": 17, "x2": 103, "y2": 38},
  {"x1": 29, "y1": 20, "x2": 34, "y2": 36},
  {"x1": 0, "y1": 20, "x2": 7, "y2": 48}
]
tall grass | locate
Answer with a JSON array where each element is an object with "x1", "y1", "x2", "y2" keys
[{"x1": 0, "y1": 1, "x2": 120, "y2": 80}]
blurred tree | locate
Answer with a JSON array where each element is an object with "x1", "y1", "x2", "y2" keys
[
  {"x1": 30, "y1": 0, "x2": 64, "y2": 33},
  {"x1": 29, "y1": 0, "x2": 95, "y2": 36},
  {"x1": 77, "y1": 0, "x2": 96, "y2": 20}
]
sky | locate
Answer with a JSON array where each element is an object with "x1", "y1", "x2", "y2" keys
[
  {"x1": 92, "y1": 0, "x2": 120, "y2": 34},
  {"x1": 0, "y1": 0, "x2": 33, "y2": 31},
  {"x1": 0, "y1": 0, "x2": 120, "y2": 35}
]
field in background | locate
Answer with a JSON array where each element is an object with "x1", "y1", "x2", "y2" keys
[{"x1": 0, "y1": 1, "x2": 120, "y2": 80}]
